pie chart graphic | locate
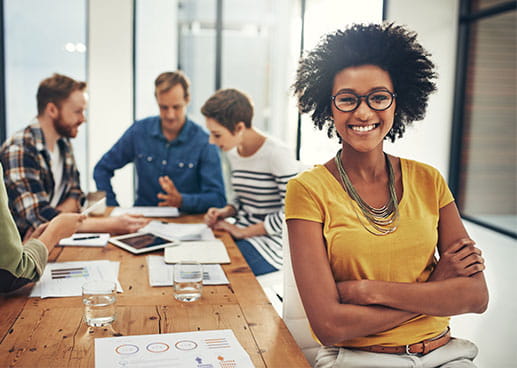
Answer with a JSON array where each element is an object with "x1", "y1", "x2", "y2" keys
[
  {"x1": 146, "y1": 342, "x2": 170, "y2": 353},
  {"x1": 115, "y1": 344, "x2": 139, "y2": 355},
  {"x1": 175, "y1": 340, "x2": 198, "y2": 351}
]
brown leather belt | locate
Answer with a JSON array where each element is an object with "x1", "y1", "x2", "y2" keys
[{"x1": 354, "y1": 329, "x2": 451, "y2": 355}]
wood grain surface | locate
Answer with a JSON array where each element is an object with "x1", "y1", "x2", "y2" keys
[{"x1": 0, "y1": 214, "x2": 309, "y2": 368}]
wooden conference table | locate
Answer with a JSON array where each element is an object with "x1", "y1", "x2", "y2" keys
[{"x1": 0, "y1": 213, "x2": 310, "y2": 368}]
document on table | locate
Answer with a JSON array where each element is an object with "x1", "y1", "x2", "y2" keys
[
  {"x1": 110, "y1": 206, "x2": 179, "y2": 217},
  {"x1": 58, "y1": 233, "x2": 110, "y2": 247},
  {"x1": 95, "y1": 329, "x2": 255, "y2": 368},
  {"x1": 164, "y1": 239, "x2": 230, "y2": 264},
  {"x1": 30, "y1": 260, "x2": 122, "y2": 298},
  {"x1": 146, "y1": 255, "x2": 229, "y2": 286},
  {"x1": 140, "y1": 221, "x2": 216, "y2": 241}
]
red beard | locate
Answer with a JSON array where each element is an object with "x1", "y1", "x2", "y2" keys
[{"x1": 53, "y1": 112, "x2": 78, "y2": 138}]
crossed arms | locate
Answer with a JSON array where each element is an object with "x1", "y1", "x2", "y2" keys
[{"x1": 287, "y1": 202, "x2": 489, "y2": 346}]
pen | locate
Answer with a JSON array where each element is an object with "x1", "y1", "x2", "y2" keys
[{"x1": 72, "y1": 235, "x2": 101, "y2": 241}]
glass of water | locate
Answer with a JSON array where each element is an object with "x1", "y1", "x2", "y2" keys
[
  {"x1": 82, "y1": 280, "x2": 117, "y2": 327},
  {"x1": 174, "y1": 261, "x2": 203, "y2": 302}
]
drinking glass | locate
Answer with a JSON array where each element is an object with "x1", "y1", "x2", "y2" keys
[
  {"x1": 82, "y1": 280, "x2": 117, "y2": 326},
  {"x1": 173, "y1": 261, "x2": 203, "y2": 302}
]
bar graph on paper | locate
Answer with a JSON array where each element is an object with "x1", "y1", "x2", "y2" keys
[
  {"x1": 51, "y1": 267, "x2": 89, "y2": 279},
  {"x1": 30, "y1": 260, "x2": 121, "y2": 298}
]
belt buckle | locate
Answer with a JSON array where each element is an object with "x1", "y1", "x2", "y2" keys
[{"x1": 405, "y1": 344, "x2": 418, "y2": 356}]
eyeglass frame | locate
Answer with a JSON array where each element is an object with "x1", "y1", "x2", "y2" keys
[{"x1": 330, "y1": 89, "x2": 397, "y2": 113}]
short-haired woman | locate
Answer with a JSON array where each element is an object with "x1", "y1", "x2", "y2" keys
[{"x1": 202, "y1": 88, "x2": 299, "y2": 276}]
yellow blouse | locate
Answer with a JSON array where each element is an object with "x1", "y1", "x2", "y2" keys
[{"x1": 285, "y1": 158, "x2": 454, "y2": 347}]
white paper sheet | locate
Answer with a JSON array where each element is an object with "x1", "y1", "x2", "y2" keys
[
  {"x1": 110, "y1": 206, "x2": 179, "y2": 217},
  {"x1": 81, "y1": 197, "x2": 107, "y2": 216},
  {"x1": 140, "y1": 221, "x2": 216, "y2": 241},
  {"x1": 95, "y1": 329, "x2": 255, "y2": 368},
  {"x1": 30, "y1": 260, "x2": 122, "y2": 298},
  {"x1": 58, "y1": 233, "x2": 110, "y2": 247},
  {"x1": 146, "y1": 256, "x2": 229, "y2": 286},
  {"x1": 164, "y1": 240, "x2": 230, "y2": 264}
]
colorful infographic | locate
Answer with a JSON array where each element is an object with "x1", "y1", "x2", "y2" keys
[{"x1": 94, "y1": 329, "x2": 254, "y2": 368}]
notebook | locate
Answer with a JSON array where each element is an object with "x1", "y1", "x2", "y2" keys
[
  {"x1": 58, "y1": 233, "x2": 110, "y2": 247},
  {"x1": 164, "y1": 239, "x2": 231, "y2": 264}
]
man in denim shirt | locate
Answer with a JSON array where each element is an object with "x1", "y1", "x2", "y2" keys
[{"x1": 94, "y1": 71, "x2": 226, "y2": 213}]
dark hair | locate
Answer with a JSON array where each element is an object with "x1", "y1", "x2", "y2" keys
[
  {"x1": 37, "y1": 73, "x2": 87, "y2": 115},
  {"x1": 293, "y1": 23, "x2": 437, "y2": 142},
  {"x1": 200, "y1": 88, "x2": 254, "y2": 131},
  {"x1": 155, "y1": 71, "x2": 190, "y2": 99}
]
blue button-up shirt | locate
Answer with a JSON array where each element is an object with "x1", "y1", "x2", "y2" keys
[{"x1": 93, "y1": 116, "x2": 226, "y2": 213}]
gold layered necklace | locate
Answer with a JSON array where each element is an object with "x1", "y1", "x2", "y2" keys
[{"x1": 334, "y1": 149, "x2": 399, "y2": 236}]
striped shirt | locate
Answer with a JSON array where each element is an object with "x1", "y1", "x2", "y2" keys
[{"x1": 227, "y1": 137, "x2": 299, "y2": 269}]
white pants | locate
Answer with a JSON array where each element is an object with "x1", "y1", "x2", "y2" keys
[{"x1": 314, "y1": 338, "x2": 478, "y2": 368}]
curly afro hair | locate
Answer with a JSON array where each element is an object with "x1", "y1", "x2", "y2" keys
[{"x1": 293, "y1": 23, "x2": 437, "y2": 142}]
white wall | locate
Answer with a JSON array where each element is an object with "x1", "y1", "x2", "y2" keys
[
  {"x1": 135, "y1": 0, "x2": 178, "y2": 120},
  {"x1": 451, "y1": 221, "x2": 517, "y2": 367},
  {"x1": 87, "y1": 0, "x2": 134, "y2": 206},
  {"x1": 385, "y1": 0, "x2": 460, "y2": 179}
]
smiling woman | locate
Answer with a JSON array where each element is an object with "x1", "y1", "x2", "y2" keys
[
  {"x1": 286, "y1": 23, "x2": 488, "y2": 368},
  {"x1": 330, "y1": 65, "x2": 396, "y2": 155}
]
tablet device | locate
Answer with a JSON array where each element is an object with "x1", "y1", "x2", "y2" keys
[{"x1": 109, "y1": 232, "x2": 179, "y2": 254}]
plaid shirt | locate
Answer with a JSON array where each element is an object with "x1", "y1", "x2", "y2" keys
[{"x1": 0, "y1": 122, "x2": 84, "y2": 236}]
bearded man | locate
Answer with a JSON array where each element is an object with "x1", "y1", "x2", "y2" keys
[{"x1": 0, "y1": 73, "x2": 149, "y2": 238}]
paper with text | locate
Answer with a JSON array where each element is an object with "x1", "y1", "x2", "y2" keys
[
  {"x1": 147, "y1": 256, "x2": 229, "y2": 286},
  {"x1": 95, "y1": 329, "x2": 255, "y2": 368},
  {"x1": 30, "y1": 260, "x2": 122, "y2": 298}
]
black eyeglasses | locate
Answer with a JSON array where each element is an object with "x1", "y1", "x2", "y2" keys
[{"x1": 331, "y1": 90, "x2": 396, "y2": 112}]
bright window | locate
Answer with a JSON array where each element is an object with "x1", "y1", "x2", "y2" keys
[
  {"x1": 4, "y1": 0, "x2": 87, "y2": 189},
  {"x1": 454, "y1": 3, "x2": 517, "y2": 237}
]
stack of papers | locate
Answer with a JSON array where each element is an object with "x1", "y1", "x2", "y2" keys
[
  {"x1": 30, "y1": 260, "x2": 122, "y2": 298},
  {"x1": 146, "y1": 256, "x2": 229, "y2": 286},
  {"x1": 140, "y1": 221, "x2": 216, "y2": 241},
  {"x1": 95, "y1": 329, "x2": 254, "y2": 368},
  {"x1": 58, "y1": 233, "x2": 110, "y2": 247},
  {"x1": 110, "y1": 206, "x2": 179, "y2": 217}
]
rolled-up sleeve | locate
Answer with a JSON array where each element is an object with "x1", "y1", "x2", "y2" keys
[
  {"x1": 0, "y1": 163, "x2": 48, "y2": 293},
  {"x1": 94, "y1": 126, "x2": 136, "y2": 206}
]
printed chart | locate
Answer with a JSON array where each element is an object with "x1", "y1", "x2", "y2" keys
[
  {"x1": 30, "y1": 260, "x2": 122, "y2": 298},
  {"x1": 95, "y1": 329, "x2": 254, "y2": 368},
  {"x1": 51, "y1": 266, "x2": 89, "y2": 279}
]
